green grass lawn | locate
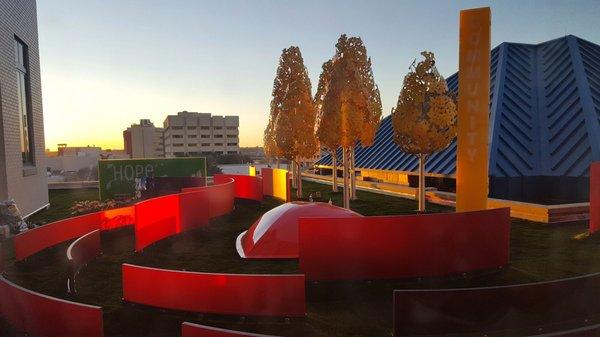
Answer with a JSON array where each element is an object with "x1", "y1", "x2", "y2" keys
[{"x1": 1, "y1": 181, "x2": 599, "y2": 336}]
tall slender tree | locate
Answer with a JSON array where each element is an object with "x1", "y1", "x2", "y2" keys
[
  {"x1": 314, "y1": 59, "x2": 340, "y2": 192},
  {"x1": 391, "y1": 51, "x2": 457, "y2": 212},
  {"x1": 316, "y1": 35, "x2": 381, "y2": 208},
  {"x1": 269, "y1": 46, "x2": 318, "y2": 198}
]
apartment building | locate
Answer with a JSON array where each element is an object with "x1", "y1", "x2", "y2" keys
[
  {"x1": 163, "y1": 111, "x2": 239, "y2": 157},
  {"x1": 0, "y1": 0, "x2": 49, "y2": 216},
  {"x1": 123, "y1": 119, "x2": 165, "y2": 158}
]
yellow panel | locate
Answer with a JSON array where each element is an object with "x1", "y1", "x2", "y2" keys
[
  {"x1": 272, "y1": 168, "x2": 289, "y2": 202},
  {"x1": 456, "y1": 7, "x2": 491, "y2": 212},
  {"x1": 248, "y1": 166, "x2": 256, "y2": 177}
]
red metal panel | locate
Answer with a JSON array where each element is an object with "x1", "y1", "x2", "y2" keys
[
  {"x1": 261, "y1": 168, "x2": 274, "y2": 197},
  {"x1": 214, "y1": 174, "x2": 263, "y2": 201},
  {"x1": 182, "y1": 322, "x2": 280, "y2": 337},
  {"x1": 206, "y1": 178, "x2": 235, "y2": 218},
  {"x1": 393, "y1": 272, "x2": 600, "y2": 336},
  {"x1": 14, "y1": 212, "x2": 102, "y2": 260},
  {"x1": 179, "y1": 189, "x2": 210, "y2": 231},
  {"x1": 590, "y1": 162, "x2": 599, "y2": 234},
  {"x1": 122, "y1": 264, "x2": 305, "y2": 317},
  {"x1": 134, "y1": 194, "x2": 180, "y2": 251},
  {"x1": 299, "y1": 208, "x2": 510, "y2": 280},
  {"x1": 100, "y1": 206, "x2": 135, "y2": 230},
  {"x1": 0, "y1": 276, "x2": 103, "y2": 337}
]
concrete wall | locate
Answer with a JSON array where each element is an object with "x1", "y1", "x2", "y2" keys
[{"x1": 0, "y1": 0, "x2": 48, "y2": 216}]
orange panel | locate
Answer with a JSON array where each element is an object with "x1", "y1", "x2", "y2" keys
[{"x1": 456, "y1": 7, "x2": 491, "y2": 212}]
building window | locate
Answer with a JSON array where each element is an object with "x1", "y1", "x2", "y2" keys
[
  {"x1": 214, "y1": 135, "x2": 223, "y2": 138},
  {"x1": 173, "y1": 135, "x2": 183, "y2": 139},
  {"x1": 200, "y1": 126, "x2": 210, "y2": 130},
  {"x1": 188, "y1": 143, "x2": 197, "y2": 147},
  {"x1": 187, "y1": 126, "x2": 196, "y2": 130},
  {"x1": 173, "y1": 143, "x2": 184, "y2": 147},
  {"x1": 214, "y1": 126, "x2": 223, "y2": 130},
  {"x1": 201, "y1": 135, "x2": 210, "y2": 138},
  {"x1": 171, "y1": 126, "x2": 183, "y2": 130},
  {"x1": 214, "y1": 143, "x2": 223, "y2": 146},
  {"x1": 227, "y1": 151, "x2": 238, "y2": 154},
  {"x1": 226, "y1": 127, "x2": 237, "y2": 130},
  {"x1": 15, "y1": 38, "x2": 34, "y2": 165},
  {"x1": 227, "y1": 143, "x2": 238, "y2": 146},
  {"x1": 188, "y1": 135, "x2": 197, "y2": 138},
  {"x1": 201, "y1": 143, "x2": 210, "y2": 146},
  {"x1": 227, "y1": 135, "x2": 237, "y2": 138}
]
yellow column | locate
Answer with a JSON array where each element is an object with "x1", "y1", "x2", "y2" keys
[{"x1": 456, "y1": 7, "x2": 491, "y2": 212}]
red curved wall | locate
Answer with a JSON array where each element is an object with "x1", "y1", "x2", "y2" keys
[
  {"x1": 122, "y1": 264, "x2": 305, "y2": 317},
  {"x1": 179, "y1": 189, "x2": 210, "y2": 231},
  {"x1": 590, "y1": 162, "x2": 599, "y2": 233},
  {"x1": 393, "y1": 272, "x2": 600, "y2": 336},
  {"x1": 182, "y1": 322, "x2": 280, "y2": 337},
  {"x1": 14, "y1": 212, "x2": 102, "y2": 260},
  {"x1": 214, "y1": 174, "x2": 263, "y2": 201},
  {"x1": 299, "y1": 208, "x2": 510, "y2": 280},
  {"x1": 0, "y1": 276, "x2": 103, "y2": 337},
  {"x1": 100, "y1": 206, "x2": 135, "y2": 230},
  {"x1": 134, "y1": 194, "x2": 180, "y2": 251},
  {"x1": 205, "y1": 179, "x2": 235, "y2": 218}
]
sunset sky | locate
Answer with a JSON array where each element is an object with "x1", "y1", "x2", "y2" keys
[{"x1": 38, "y1": 0, "x2": 600, "y2": 151}]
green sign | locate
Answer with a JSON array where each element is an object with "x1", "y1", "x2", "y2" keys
[{"x1": 98, "y1": 157, "x2": 207, "y2": 200}]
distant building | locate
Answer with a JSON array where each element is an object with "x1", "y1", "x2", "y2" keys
[
  {"x1": 0, "y1": 0, "x2": 48, "y2": 216},
  {"x1": 163, "y1": 111, "x2": 239, "y2": 157},
  {"x1": 46, "y1": 145, "x2": 101, "y2": 173},
  {"x1": 239, "y1": 146, "x2": 265, "y2": 161},
  {"x1": 123, "y1": 119, "x2": 165, "y2": 158}
]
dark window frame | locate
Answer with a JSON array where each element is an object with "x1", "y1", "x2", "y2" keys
[{"x1": 15, "y1": 36, "x2": 34, "y2": 166}]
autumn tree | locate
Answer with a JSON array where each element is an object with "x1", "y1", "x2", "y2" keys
[
  {"x1": 269, "y1": 46, "x2": 318, "y2": 197},
  {"x1": 314, "y1": 59, "x2": 340, "y2": 192},
  {"x1": 316, "y1": 35, "x2": 381, "y2": 208},
  {"x1": 391, "y1": 51, "x2": 457, "y2": 212}
]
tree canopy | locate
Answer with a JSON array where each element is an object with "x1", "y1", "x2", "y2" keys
[{"x1": 391, "y1": 51, "x2": 457, "y2": 155}]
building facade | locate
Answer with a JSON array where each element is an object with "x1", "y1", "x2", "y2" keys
[
  {"x1": 0, "y1": 0, "x2": 48, "y2": 216},
  {"x1": 163, "y1": 111, "x2": 239, "y2": 157},
  {"x1": 123, "y1": 119, "x2": 165, "y2": 158}
]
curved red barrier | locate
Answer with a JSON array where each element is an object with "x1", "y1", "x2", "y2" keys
[
  {"x1": 14, "y1": 212, "x2": 102, "y2": 261},
  {"x1": 0, "y1": 276, "x2": 103, "y2": 337},
  {"x1": 100, "y1": 206, "x2": 135, "y2": 231},
  {"x1": 122, "y1": 264, "x2": 305, "y2": 317},
  {"x1": 134, "y1": 194, "x2": 180, "y2": 251},
  {"x1": 393, "y1": 272, "x2": 600, "y2": 336},
  {"x1": 14, "y1": 206, "x2": 135, "y2": 261},
  {"x1": 590, "y1": 162, "x2": 599, "y2": 233},
  {"x1": 182, "y1": 322, "x2": 280, "y2": 337},
  {"x1": 205, "y1": 178, "x2": 235, "y2": 218},
  {"x1": 214, "y1": 174, "x2": 263, "y2": 201},
  {"x1": 67, "y1": 229, "x2": 101, "y2": 294},
  {"x1": 299, "y1": 208, "x2": 511, "y2": 280}
]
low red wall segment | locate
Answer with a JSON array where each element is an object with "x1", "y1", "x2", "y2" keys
[
  {"x1": 299, "y1": 208, "x2": 511, "y2": 280},
  {"x1": 590, "y1": 162, "x2": 599, "y2": 234},
  {"x1": 134, "y1": 194, "x2": 180, "y2": 251},
  {"x1": 122, "y1": 264, "x2": 305, "y2": 317},
  {"x1": 214, "y1": 174, "x2": 263, "y2": 201},
  {"x1": 14, "y1": 212, "x2": 102, "y2": 261},
  {"x1": 66, "y1": 229, "x2": 101, "y2": 294},
  {"x1": 393, "y1": 272, "x2": 600, "y2": 336},
  {"x1": 0, "y1": 276, "x2": 103, "y2": 337},
  {"x1": 182, "y1": 322, "x2": 280, "y2": 337}
]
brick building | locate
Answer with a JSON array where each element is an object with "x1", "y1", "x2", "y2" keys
[{"x1": 0, "y1": 0, "x2": 48, "y2": 216}]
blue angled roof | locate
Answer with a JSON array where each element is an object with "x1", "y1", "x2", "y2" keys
[{"x1": 316, "y1": 35, "x2": 600, "y2": 178}]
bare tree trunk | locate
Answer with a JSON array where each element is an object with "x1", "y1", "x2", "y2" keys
[
  {"x1": 418, "y1": 154, "x2": 426, "y2": 213},
  {"x1": 296, "y1": 161, "x2": 303, "y2": 198},
  {"x1": 342, "y1": 147, "x2": 350, "y2": 209},
  {"x1": 331, "y1": 150, "x2": 338, "y2": 192},
  {"x1": 350, "y1": 146, "x2": 357, "y2": 200},
  {"x1": 291, "y1": 160, "x2": 297, "y2": 189}
]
